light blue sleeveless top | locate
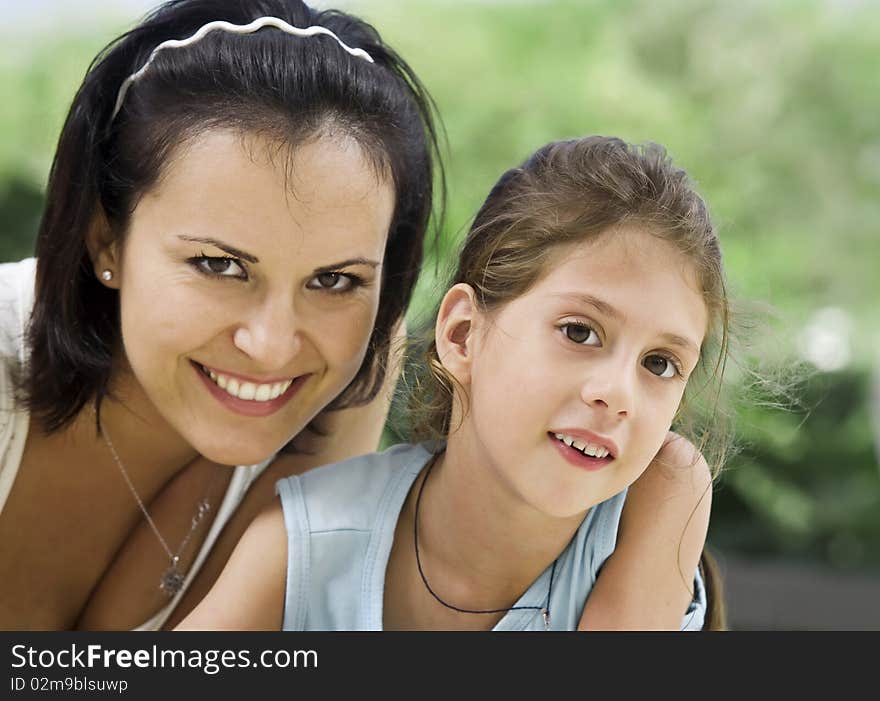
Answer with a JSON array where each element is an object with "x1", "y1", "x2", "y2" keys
[{"x1": 275, "y1": 442, "x2": 706, "y2": 631}]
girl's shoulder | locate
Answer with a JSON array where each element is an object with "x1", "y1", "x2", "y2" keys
[
  {"x1": 562, "y1": 488, "x2": 629, "y2": 582},
  {"x1": 274, "y1": 442, "x2": 434, "y2": 534}
]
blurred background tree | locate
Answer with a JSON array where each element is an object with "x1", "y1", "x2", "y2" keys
[{"x1": 2, "y1": 0, "x2": 878, "y2": 622}]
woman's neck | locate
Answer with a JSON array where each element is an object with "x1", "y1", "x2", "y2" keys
[
  {"x1": 83, "y1": 367, "x2": 203, "y2": 494},
  {"x1": 411, "y1": 428, "x2": 585, "y2": 611}
]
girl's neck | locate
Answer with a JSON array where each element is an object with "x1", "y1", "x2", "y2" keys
[{"x1": 412, "y1": 428, "x2": 584, "y2": 611}]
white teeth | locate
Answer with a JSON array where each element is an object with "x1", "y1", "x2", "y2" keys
[
  {"x1": 201, "y1": 365, "x2": 294, "y2": 402},
  {"x1": 554, "y1": 433, "x2": 612, "y2": 459}
]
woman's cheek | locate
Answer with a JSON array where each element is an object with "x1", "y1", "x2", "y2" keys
[
  {"x1": 345, "y1": 305, "x2": 380, "y2": 367},
  {"x1": 348, "y1": 293, "x2": 382, "y2": 346}
]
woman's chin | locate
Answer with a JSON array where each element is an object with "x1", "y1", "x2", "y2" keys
[{"x1": 192, "y1": 436, "x2": 289, "y2": 467}]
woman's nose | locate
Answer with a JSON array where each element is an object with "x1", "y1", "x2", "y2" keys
[{"x1": 232, "y1": 296, "x2": 303, "y2": 372}]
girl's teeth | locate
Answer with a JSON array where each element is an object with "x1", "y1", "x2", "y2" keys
[
  {"x1": 254, "y1": 384, "x2": 271, "y2": 402},
  {"x1": 554, "y1": 433, "x2": 611, "y2": 459}
]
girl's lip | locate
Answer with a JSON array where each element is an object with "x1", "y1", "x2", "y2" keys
[
  {"x1": 549, "y1": 433, "x2": 615, "y2": 472},
  {"x1": 549, "y1": 428, "x2": 618, "y2": 458},
  {"x1": 191, "y1": 361, "x2": 310, "y2": 418}
]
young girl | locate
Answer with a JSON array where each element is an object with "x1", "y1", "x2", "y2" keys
[{"x1": 178, "y1": 135, "x2": 728, "y2": 631}]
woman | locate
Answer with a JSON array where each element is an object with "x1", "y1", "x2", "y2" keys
[{"x1": 0, "y1": 0, "x2": 442, "y2": 630}]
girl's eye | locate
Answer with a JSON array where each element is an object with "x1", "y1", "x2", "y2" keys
[
  {"x1": 561, "y1": 323, "x2": 600, "y2": 346},
  {"x1": 190, "y1": 256, "x2": 248, "y2": 280},
  {"x1": 643, "y1": 354, "x2": 680, "y2": 379},
  {"x1": 306, "y1": 272, "x2": 362, "y2": 294}
]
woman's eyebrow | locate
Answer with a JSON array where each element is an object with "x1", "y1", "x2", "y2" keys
[
  {"x1": 178, "y1": 235, "x2": 258, "y2": 263},
  {"x1": 313, "y1": 258, "x2": 381, "y2": 273}
]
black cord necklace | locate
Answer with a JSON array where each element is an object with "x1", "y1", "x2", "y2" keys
[{"x1": 413, "y1": 451, "x2": 558, "y2": 631}]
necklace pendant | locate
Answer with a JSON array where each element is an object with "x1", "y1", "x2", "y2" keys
[{"x1": 160, "y1": 565, "x2": 185, "y2": 596}]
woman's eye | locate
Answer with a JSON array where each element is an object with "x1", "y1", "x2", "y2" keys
[
  {"x1": 561, "y1": 323, "x2": 600, "y2": 345},
  {"x1": 191, "y1": 256, "x2": 247, "y2": 280},
  {"x1": 307, "y1": 272, "x2": 360, "y2": 293},
  {"x1": 644, "y1": 355, "x2": 679, "y2": 379}
]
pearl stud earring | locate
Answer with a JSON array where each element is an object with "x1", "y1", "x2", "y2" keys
[{"x1": 101, "y1": 269, "x2": 114, "y2": 282}]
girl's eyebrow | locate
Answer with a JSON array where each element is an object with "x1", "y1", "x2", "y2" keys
[
  {"x1": 178, "y1": 235, "x2": 258, "y2": 263},
  {"x1": 554, "y1": 292, "x2": 623, "y2": 321},
  {"x1": 554, "y1": 292, "x2": 701, "y2": 357},
  {"x1": 658, "y1": 333, "x2": 701, "y2": 358}
]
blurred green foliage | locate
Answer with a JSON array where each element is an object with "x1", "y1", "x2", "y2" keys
[
  {"x1": 1, "y1": 0, "x2": 878, "y2": 569},
  {"x1": 712, "y1": 366, "x2": 880, "y2": 569}
]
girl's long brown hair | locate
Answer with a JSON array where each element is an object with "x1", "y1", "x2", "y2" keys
[{"x1": 406, "y1": 136, "x2": 732, "y2": 629}]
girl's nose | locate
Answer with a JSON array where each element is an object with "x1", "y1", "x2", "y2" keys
[{"x1": 579, "y1": 358, "x2": 635, "y2": 419}]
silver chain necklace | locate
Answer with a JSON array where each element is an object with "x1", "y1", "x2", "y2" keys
[{"x1": 97, "y1": 412, "x2": 220, "y2": 596}]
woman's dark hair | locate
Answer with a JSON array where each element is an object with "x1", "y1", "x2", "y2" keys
[{"x1": 23, "y1": 0, "x2": 445, "y2": 433}]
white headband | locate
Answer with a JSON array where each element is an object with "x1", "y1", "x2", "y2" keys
[{"x1": 111, "y1": 16, "x2": 375, "y2": 120}]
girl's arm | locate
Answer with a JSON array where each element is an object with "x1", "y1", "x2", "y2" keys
[
  {"x1": 578, "y1": 432, "x2": 713, "y2": 630},
  {"x1": 174, "y1": 502, "x2": 287, "y2": 630}
]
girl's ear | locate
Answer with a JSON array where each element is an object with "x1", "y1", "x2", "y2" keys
[
  {"x1": 84, "y1": 205, "x2": 121, "y2": 289},
  {"x1": 435, "y1": 283, "x2": 479, "y2": 387}
]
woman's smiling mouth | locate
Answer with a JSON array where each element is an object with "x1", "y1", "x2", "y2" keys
[
  {"x1": 191, "y1": 361, "x2": 310, "y2": 417},
  {"x1": 200, "y1": 364, "x2": 293, "y2": 401}
]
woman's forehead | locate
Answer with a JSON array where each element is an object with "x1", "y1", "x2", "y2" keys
[
  {"x1": 130, "y1": 129, "x2": 395, "y2": 261},
  {"x1": 152, "y1": 128, "x2": 390, "y2": 198}
]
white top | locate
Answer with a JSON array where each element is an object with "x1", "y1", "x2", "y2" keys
[{"x1": 0, "y1": 258, "x2": 272, "y2": 630}]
